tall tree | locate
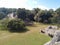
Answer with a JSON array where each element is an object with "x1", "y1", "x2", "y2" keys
[{"x1": 17, "y1": 8, "x2": 27, "y2": 20}]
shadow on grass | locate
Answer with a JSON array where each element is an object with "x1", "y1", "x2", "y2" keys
[
  {"x1": 26, "y1": 24, "x2": 37, "y2": 27},
  {"x1": 8, "y1": 28, "x2": 29, "y2": 33}
]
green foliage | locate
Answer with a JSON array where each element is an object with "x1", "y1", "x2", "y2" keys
[
  {"x1": 17, "y1": 8, "x2": 27, "y2": 20},
  {"x1": 0, "y1": 7, "x2": 60, "y2": 24},
  {"x1": 0, "y1": 12, "x2": 6, "y2": 19},
  {"x1": 17, "y1": 8, "x2": 35, "y2": 21},
  {"x1": 56, "y1": 8, "x2": 60, "y2": 16},
  {"x1": 7, "y1": 19, "x2": 27, "y2": 32},
  {"x1": 33, "y1": 8, "x2": 40, "y2": 14},
  {"x1": 34, "y1": 10, "x2": 53, "y2": 23},
  {"x1": 0, "y1": 18, "x2": 10, "y2": 30},
  {"x1": 0, "y1": 8, "x2": 17, "y2": 20}
]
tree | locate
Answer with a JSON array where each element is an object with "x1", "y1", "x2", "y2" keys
[
  {"x1": 34, "y1": 9, "x2": 53, "y2": 23},
  {"x1": 56, "y1": 8, "x2": 60, "y2": 16},
  {"x1": 0, "y1": 12, "x2": 6, "y2": 19},
  {"x1": 50, "y1": 11, "x2": 58, "y2": 24},
  {"x1": 27, "y1": 13, "x2": 35, "y2": 21},
  {"x1": 53, "y1": 8, "x2": 60, "y2": 24},
  {"x1": 17, "y1": 8, "x2": 35, "y2": 21},
  {"x1": 33, "y1": 8, "x2": 40, "y2": 14},
  {"x1": 7, "y1": 19, "x2": 27, "y2": 32},
  {"x1": 34, "y1": 9, "x2": 43, "y2": 22},
  {"x1": 17, "y1": 8, "x2": 27, "y2": 20}
]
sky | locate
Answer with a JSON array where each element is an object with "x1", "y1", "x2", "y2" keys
[{"x1": 0, "y1": 0, "x2": 60, "y2": 10}]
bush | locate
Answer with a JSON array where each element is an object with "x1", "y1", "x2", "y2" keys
[
  {"x1": 0, "y1": 18, "x2": 10, "y2": 30},
  {"x1": 7, "y1": 19, "x2": 27, "y2": 32}
]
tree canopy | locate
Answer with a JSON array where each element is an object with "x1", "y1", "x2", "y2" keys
[{"x1": 0, "y1": 7, "x2": 60, "y2": 24}]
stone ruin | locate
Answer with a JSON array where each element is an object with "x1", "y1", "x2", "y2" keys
[
  {"x1": 44, "y1": 30, "x2": 60, "y2": 45},
  {"x1": 41, "y1": 26, "x2": 58, "y2": 37},
  {"x1": 41, "y1": 26, "x2": 60, "y2": 45},
  {"x1": 7, "y1": 12, "x2": 17, "y2": 20}
]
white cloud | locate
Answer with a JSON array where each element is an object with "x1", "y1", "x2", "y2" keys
[
  {"x1": 0, "y1": 0, "x2": 28, "y2": 8},
  {"x1": 0, "y1": 0, "x2": 39, "y2": 10},
  {"x1": 0, "y1": 0, "x2": 55, "y2": 10}
]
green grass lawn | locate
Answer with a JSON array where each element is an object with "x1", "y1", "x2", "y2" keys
[{"x1": 0, "y1": 23, "x2": 51, "y2": 45}]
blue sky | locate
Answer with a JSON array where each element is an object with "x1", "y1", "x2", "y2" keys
[
  {"x1": 0, "y1": 0, "x2": 60, "y2": 10},
  {"x1": 37, "y1": 0, "x2": 60, "y2": 9}
]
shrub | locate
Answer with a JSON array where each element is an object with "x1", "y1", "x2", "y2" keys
[
  {"x1": 7, "y1": 19, "x2": 27, "y2": 32},
  {"x1": 0, "y1": 18, "x2": 10, "y2": 30}
]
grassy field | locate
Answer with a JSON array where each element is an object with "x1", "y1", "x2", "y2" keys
[{"x1": 0, "y1": 23, "x2": 51, "y2": 45}]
